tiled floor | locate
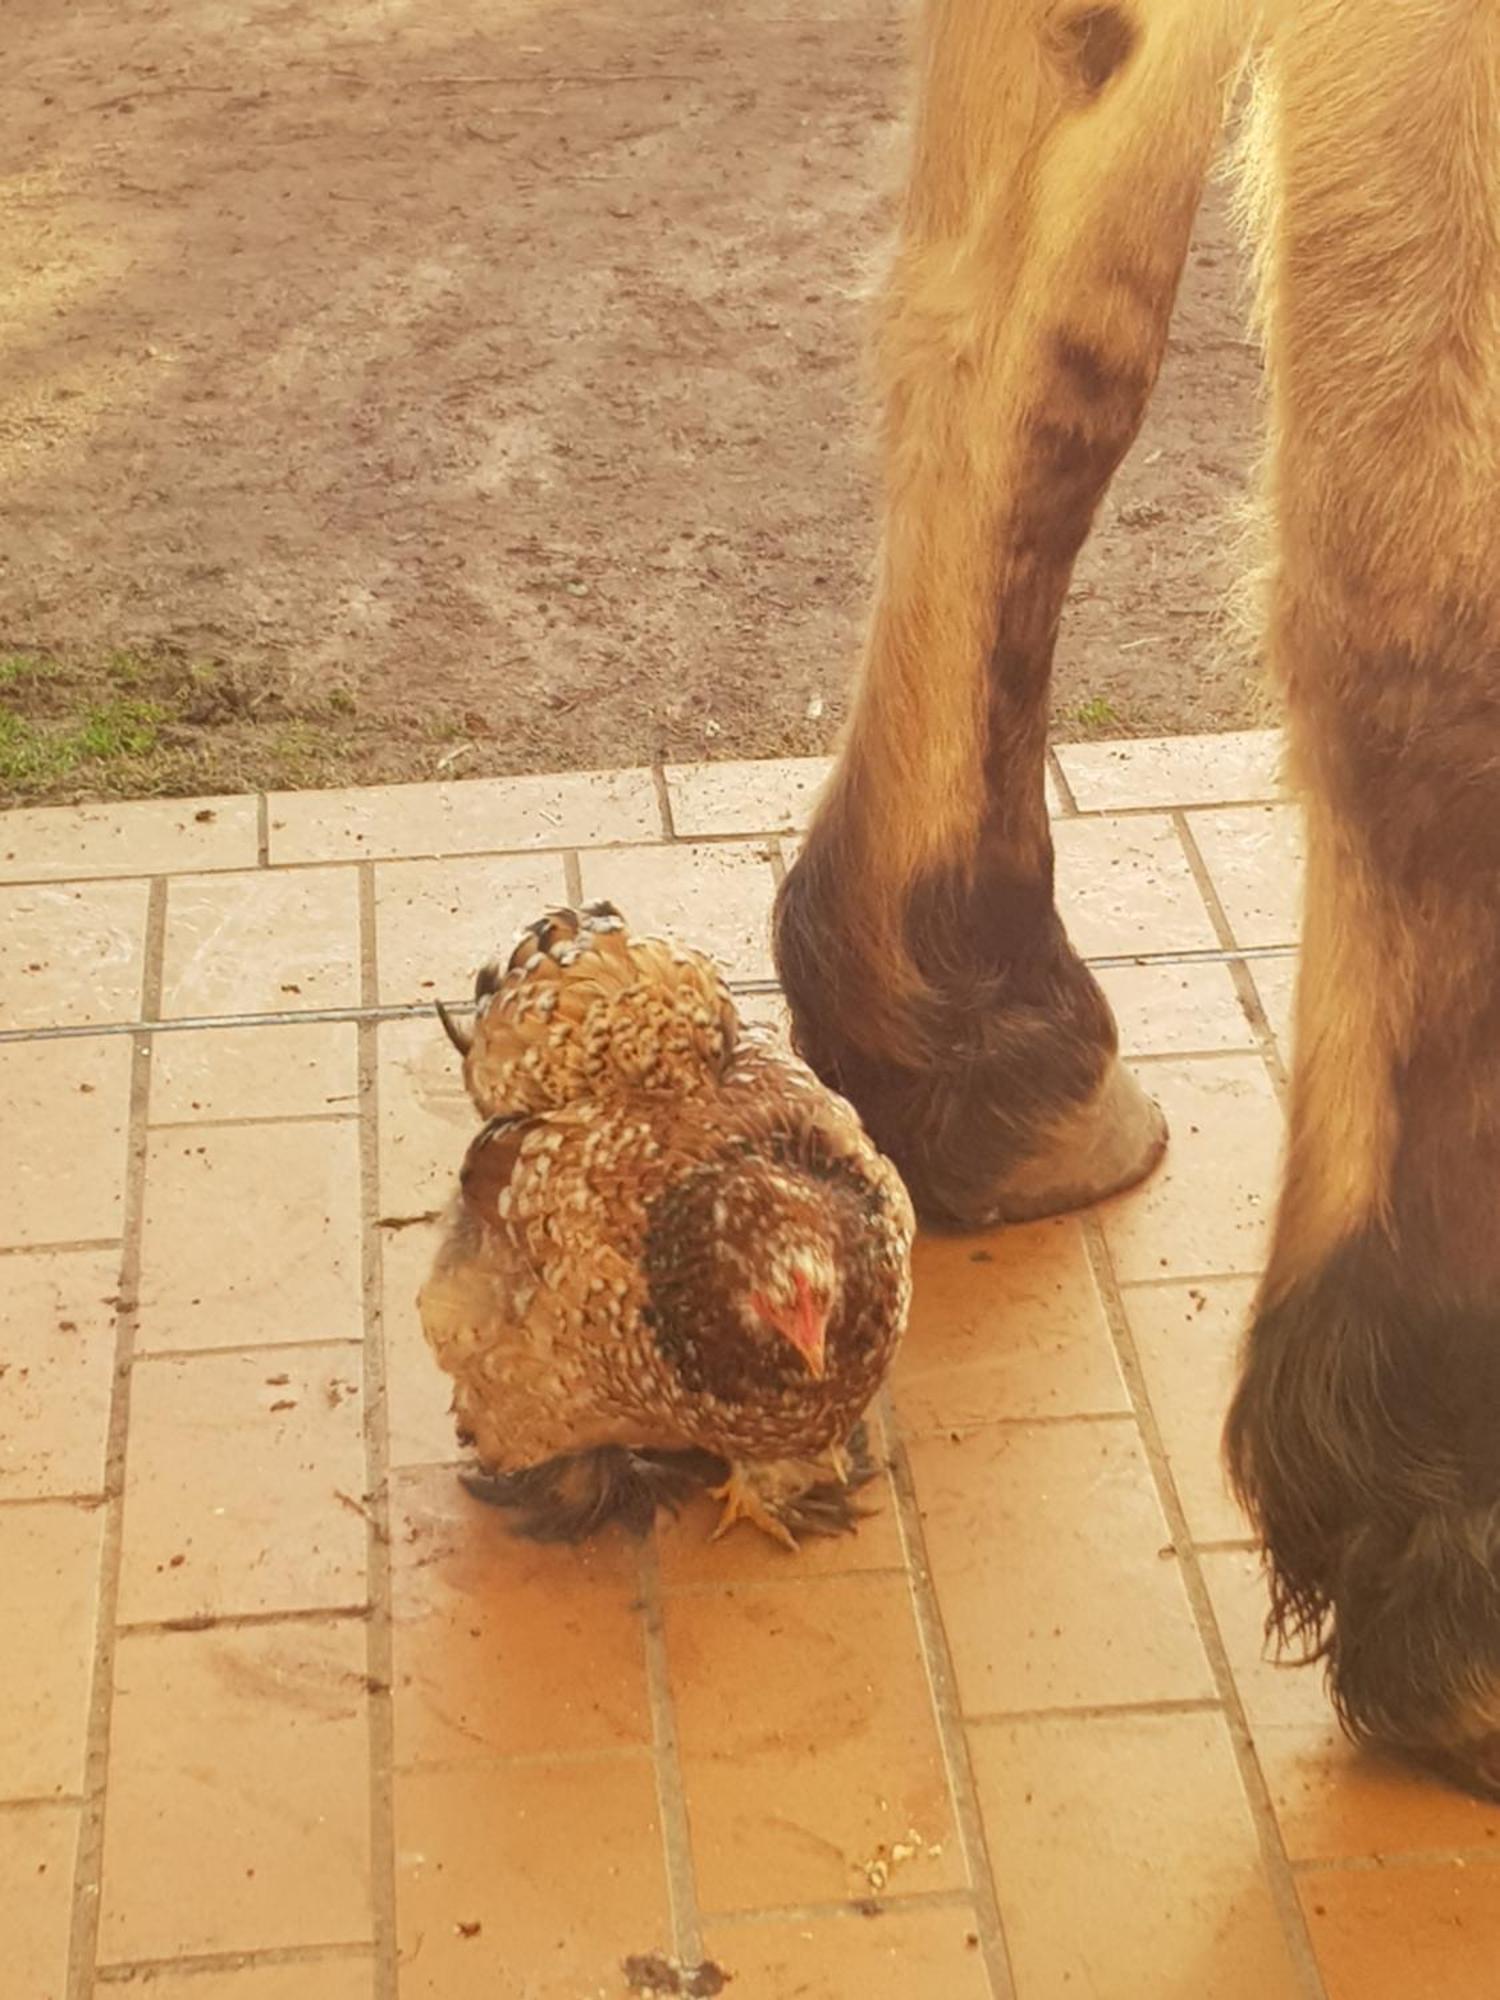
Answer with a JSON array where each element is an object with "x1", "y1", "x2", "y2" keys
[{"x1": 3, "y1": 730, "x2": 1498, "y2": 2000}]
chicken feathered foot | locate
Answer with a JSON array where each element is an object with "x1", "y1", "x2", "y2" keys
[
  {"x1": 710, "y1": 1429, "x2": 880, "y2": 1550},
  {"x1": 710, "y1": 1463, "x2": 802, "y2": 1551}
]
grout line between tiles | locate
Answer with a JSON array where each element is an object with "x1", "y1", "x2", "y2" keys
[
  {"x1": 147, "y1": 1110, "x2": 359, "y2": 1133},
  {"x1": 655, "y1": 1561, "x2": 912, "y2": 1598},
  {"x1": 883, "y1": 1399, "x2": 1019, "y2": 2000},
  {"x1": 638, "y1": 1533, "x2": 706, "y2": 1965},
  {"x1": 1292, "y1": 1846, "x2": 1500, "y2": 1876},
  {"x1": 357, "y1": 860, "x2": 399, "y2": 2000},
  {"x1": 651, "y1": 763, "x2": 678, "y2": 840},
  {"x1": 1173, "y1": 810, "x2": 1291, "y2": 1104},
  {"x1": 95, "y1": 1940, "x2": 375, "y2": 1983},
  {"x1": 964, "y1": 1695, "x2": 1226, "y2": 1728},
  {"x1": 896, "y1": 1408, "x2": 1136, "y2": 1440},
  {"x1": 0, "y1": 795, "x2": 1290, "y2": 890},
  {"x1": 392, "y1": 1744, "x2": 657, "y2": 1777},
  {"x1": 562, "y1": 847, "x2": 584, "y2": 905},
  {"x1": 0, "y1": 1491, "x2": 107, "y2": 1512},
  {"x1": 705, "y1": 1887, "x2": 981, "y2": 1927},
  {"x1": 1070, "y1": 793, "x2": 1288, "y2": 819},
  {"x1": 131, "y1": 1335, "x2": 366, "y2": 1364},
  {"x1": 0, "y1": 1236, "x2": 121, "y2": 1258},
  {"x1": 1118, "y1": 1268, "x2": 1269, "y2": 1292},
  {"x1": 114, "y1": 1603, "x2": 372, "y2": 1639},
  {"x1": 1131, "y1": 1043, "x2": 1265, "y2": 1066},
  {"x1": 65, "y1": 875, "x2": 166, "y2": 2000},
  {"x1": 382, "y1": 1454, "x2": 467, "y2": 1477},
  {"x1": 0, "y1": 1793, "x2": 87, "y2": 1815},
  {"x1": 0, "y1": 944, "x2": 1302, "y2": 1049},
  {"x1": 1046, "y1": 747, "x2": 1078, "y2": 815},
  {"x1": 1081, "y1": 1215, "x2": 1329, "y2": 2000}
]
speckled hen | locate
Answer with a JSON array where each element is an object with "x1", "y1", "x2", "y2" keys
[{"x1": 419, "y1": 903, "x2": 915, "y2": 1547}]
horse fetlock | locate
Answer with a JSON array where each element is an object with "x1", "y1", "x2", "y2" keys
[{"x1": 1227, "y1": 1238, "x2": 1500, "y2": 1797}]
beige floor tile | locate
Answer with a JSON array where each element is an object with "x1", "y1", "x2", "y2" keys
[
  {"x1": 893, "y1": 1220, "x2": 1128, "y2": 1437},
  {"x1": 579, "y1": 840, "x2": 778, "y2": 982},
  {"x1": 99, "y1": 1621, "x2": 373, "y2": 1961},
  {"x1": 1124, "y1": 1276, "x2": 1256, "y2": 1544},
  {"x1": 123, "y1": 1961, "x2": 374, "y2": 2000},
  {"x1": 0, "y1": 1246, "x2": 118, "y2": 1499},
  {"x1": 381, "y1": 1225, "x2": 460, "y2": 1470},
  {"x1": 1302, "y1": 1863, "x2": 1500, "y2": 2000},
  {"x1": 376, "y1": 1015, "x2": 471, "y2": 1219},
  {"x1": 735, "y1": 991, "x2": 792, "y2": 1050},
  {"x1": 1272, "y1": 1724, "x2": 1500, "y2": 1867},
  {"x1": 0, "y1": 1803, "x2": 79, "y2": 2000},
  {"x1": 1252, "y1": 954, "x2": 1298, "y2": 1065},
  {"x1": 160, "y1": 868, "x2": 360, "y2": 1019},
  {"x1": 702, "y1": 1906, "x2": 992, "y2": 1998},
  {"x1": 1187, "y1": 804, "x2": 1304, "y2": 948},
  {"x1": 1056, "y1": 729, "x2": 1285, "y2": 812},
  {"x1": 908, "y1": 1420, "x2": 1212, "y2": 1714},
  {"x1": 664, "y1": 756, "x2": 833, "y2": 836},
  {"x1": 136, "y1": 1122, "x2": 363, "y2": 1352},
  {"x1": 0, "y1": 1036, "x2": 132, "y2": 1248},
  {"x1": 151, "y1": 1021, "x2": 360, "y2": 1124},
  {"x1": 666, "y1": 1574, "x2": 962, "y2": 1912},
  {"x1": 1054, "y1": 814, "x2": 1219, "y2": 958},
  {"x1": 389, "y1": 1466, "x2": 650, "y2": 1763},
  {"x1": 1201, "y1": 1549, "x2": 1349, "y2": 1736},
  {"x1": 0, "y1": 795, "x2": 257, "y2": 883},
  {"x1": 0, "y1": 1503, "x2": 103, "y2": 1801},
  {"x1": 394, "y1": 1758, "x2": 667, "y2": 1999},
  {"x1": 119, "y1": 1347, "x2": 368, "y2": 1624},
  {"x1": 1201, "y1": 1551, "x2": 1500, "y2": 1860},
  {"x1": 0, "y1": 880, "x2": 148, "y2": 1030},
  {"x1": 372, "y1": 852, "x2": 568, "y2": 1005},
  {"x1": 972, "y1": 1708, "x2": 1301, "y2": 2000},
  {"x1": 1097, "y1": 1057, "x2": 1282, "y2": 1282},
  {"x1": 266, "y1": 767, "x2": 661, "y2": 865},
  {"x1": 1098, "y1": 959, "x2": 1256, "y2": 1057}
]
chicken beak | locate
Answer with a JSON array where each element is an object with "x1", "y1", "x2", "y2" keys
[
  {"x1": 752, "y1": 1275, "x2": 830, "y2": 1379},
  {"x1": 782, "y1": 1276, "x2": 829, "y2": 1380}
]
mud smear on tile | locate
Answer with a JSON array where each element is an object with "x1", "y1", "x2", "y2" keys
[{"x1": 623, "y1": 1952, "x2": 732, "y2": 1998}]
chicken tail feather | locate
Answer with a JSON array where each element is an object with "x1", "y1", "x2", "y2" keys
[{"x1": 459, "y1": 1446, "x2": 726, "y2": 1542}]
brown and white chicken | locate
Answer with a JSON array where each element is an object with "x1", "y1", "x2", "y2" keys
[{"x1": 418, "y1": 902, "x2": 914, "y2": 1547}]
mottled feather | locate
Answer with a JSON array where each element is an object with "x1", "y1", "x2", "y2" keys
[{"x1": 457, "y1": 901, "x2": 741, "y2": 1117}]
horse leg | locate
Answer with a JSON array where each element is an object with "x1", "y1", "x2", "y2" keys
[
  {"x1": 1226, "y1": 1, "x2": 1500, "y2": 1796},
  {"x1": 775, "y1": 0, "x2": 1254, "y2": 1224}
]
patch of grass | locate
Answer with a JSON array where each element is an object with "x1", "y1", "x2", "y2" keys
[
  {"x1": 0, "y1": 651, "x2": 67, "y2": 690},
  {"x1": 0, "y1": 644, "x2": 502, "y2": 807},
  {"x1": 1069, "y1": 695, "x2": 1120, "y2": 731},
  {"x1": 0, "y1": 709, "x2": 74, "y2": 787},
  {"x1": 0, "y1": 694, "x2": 165, "y2": 789},
  {"x1": 74, "y1": 697, "x2": 166, "y2": 760}
]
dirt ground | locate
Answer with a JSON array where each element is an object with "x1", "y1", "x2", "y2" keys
[{"x1": 1, "y1": 0, "x2": 1263, "y2": 805}]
